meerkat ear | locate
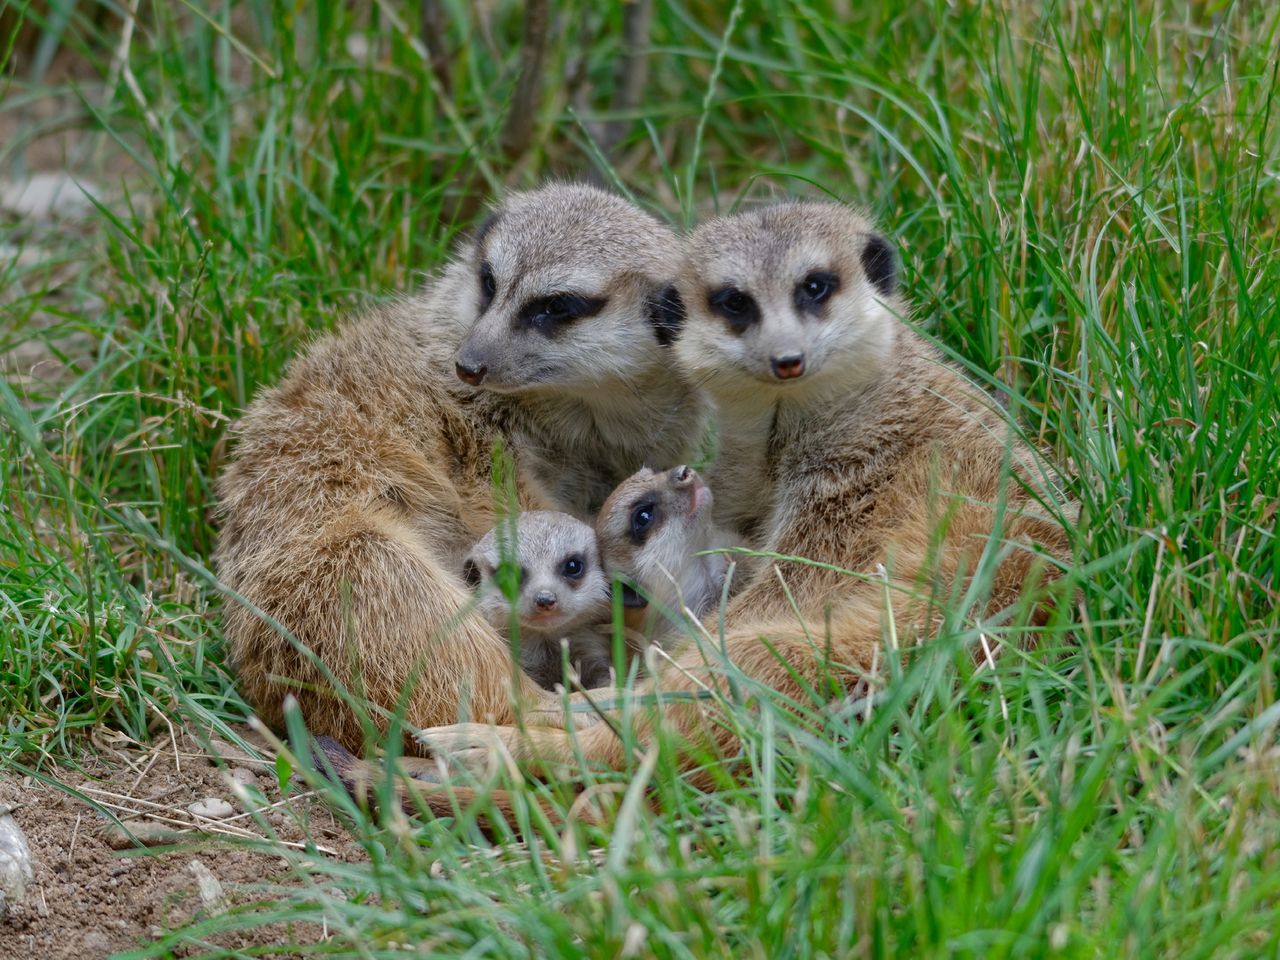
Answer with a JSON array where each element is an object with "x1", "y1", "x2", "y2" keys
[
  {"x1": 461, "y1": 558, "x2": 482, "y2": 589},
  {"x1": 860, "y1": 234, "x2": 898, "y2": 297},
  {"x1": 470, "y1": 212, "x2": 501, "y2": 250},
  {"x1": 644, "y1": 285, "x2": 686, "y2": 347}
]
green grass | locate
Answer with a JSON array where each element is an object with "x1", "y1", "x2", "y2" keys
[{"x1": 2, "y1": 0, "x2": 1279, "y2": 956}]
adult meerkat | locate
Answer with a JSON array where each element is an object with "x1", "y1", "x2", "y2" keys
[
  {"x1": 415, "y1": 202, "x2": 1075, "y2": 777},
  {"x1": 595, "y1": 464, "x2": 740, "y2": 640},
  {"x1": 215, "y1": 183, "x2": 706, "y2": 758},
  {"x1": 463, "y1": 511, "x2": 613, "y2": 690}
]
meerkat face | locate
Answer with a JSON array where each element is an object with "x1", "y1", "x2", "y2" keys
[
  {"x1": 450, "y1": 183, "x2": 687, "y2": 393},
  {"x1": 674, "y1": 203, "x2": 903, "y2": 401},
  {"x1": 462, "y1": 511, "x2": 609, "y2": 634},
  {"x1": 594, "y1": 465, "x2": 716, "y2": 606}
]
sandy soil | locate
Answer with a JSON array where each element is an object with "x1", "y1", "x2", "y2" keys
[{"x1": 0, "y1": 728, "x2": 367, "y2": 959}]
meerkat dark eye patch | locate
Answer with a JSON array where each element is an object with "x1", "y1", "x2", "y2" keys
[
  {"x1": 629, "y1": 499, "x2": 658, "y2": 544},
  {"x1": 794, "y1": 271, "x2": 840, "y2": 314},
  {"x1": 462, "y1": 559, "x2": 482, "y2": 589},
  {"x1": 708, "y1": 286, "x2": 760, "y2": 334},
  {"x1": 645, "y1": 285, "x2": 685, "y2": 346},
  {"x1": 478, "y1": 261, "x2": 497, "y2": 311},
  {"x1": 860, "y1": 234, "x2": 898, "y2": 297},
  {"x1": 518, "y1": 293, "x2": 609, "y2": 335},
  {"x1": 471, "y1": 212, "x2": 500, "y2": 250}
]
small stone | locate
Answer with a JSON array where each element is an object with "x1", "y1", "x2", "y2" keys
[
  {"x1": 0, "y1": 811, "x2": 34, "y2": 917},
  {"x1": 81, "y1": 932, "x2": 113, "y2": 954},
  {"x1": 97, "y1": 821, "x2": 190, "y2": 850},
  {"x1": 187, "y1": 798, "x2": 235, "y2": 820},
  {"x1": 189, "y1": 859, "x2": 227, "y2": 916},
  {"x1": 229, "y1": 767, "x2": 257, "y2": 786}
]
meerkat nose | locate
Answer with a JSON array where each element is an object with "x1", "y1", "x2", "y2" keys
[
  {"x1": 455, "y1": 360, "x2": 488, "y2": 386},
  {"x1": 534, "y1": 591, "x2": 558, "y2": 611},
  {"x1": 771, "y1": 353, "x2": 806, "y2": 380},
  {"x1": 671, "y1": 465, "x2": 694, "y2": 486}
]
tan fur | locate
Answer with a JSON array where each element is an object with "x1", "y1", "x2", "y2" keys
[
  {"x1": 215, "y1": 183, "x2": 707, "y2": 754},
  {"x1": 416, "y1": 202, "x2": 1076, "y2": 778}
]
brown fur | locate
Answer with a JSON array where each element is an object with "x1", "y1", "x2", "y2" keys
[
  {"x1": 215, "y1": 183, "x2": 706, "y2": 755},
  {"x1": 415, "y1": 203, "x2": 1076, "y2": 778}
]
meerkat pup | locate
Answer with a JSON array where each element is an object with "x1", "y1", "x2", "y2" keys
[
  {"x1": 463, "y1": 511, "x2": 613, "y2": 691},
  {"x1": 215, "y1": 183, "x2": 707, "y2": 755},
  {"x1": 415, "y1": 202, "x2": 1075, "y2": 779},
  {"x1": 595, "y1": 464, "x2": 740, "y2": 641}
]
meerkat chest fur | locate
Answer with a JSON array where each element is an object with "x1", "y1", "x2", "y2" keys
[
  {"x1": 707, "y1": 395, "x2": 782, "y2": 542},
  {"x1": 503, "y1": 374, "x2": 706, "y2": 518}
]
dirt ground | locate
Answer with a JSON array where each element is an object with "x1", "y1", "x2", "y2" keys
[{"x1": 0, "y1": 727, "x2": 369, "y2": 960}]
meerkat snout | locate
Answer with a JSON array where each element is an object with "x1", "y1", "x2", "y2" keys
[
  {"x1": 454, "y1": 357, "x2": 487, "y2": 386},
  {"x1": 771, "y1": 352, "x2": 806, "y2": 380}
]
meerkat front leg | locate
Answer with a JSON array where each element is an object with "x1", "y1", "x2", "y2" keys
[{"x1": 415, "y1": 720, "x2": 624, "y2": 778}]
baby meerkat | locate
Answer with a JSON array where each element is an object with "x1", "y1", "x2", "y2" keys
[
  {"x1": 415, "y1": 201, "x2": 1075, "y2": 781},
  {"x1": 463, "y1": 512, "x2": 613, "y2": 691},
  {"x1": 595, "y1": 464, "x2": 739, "y2": 640}
]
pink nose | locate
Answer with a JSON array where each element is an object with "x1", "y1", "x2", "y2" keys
[{"x1": 771, "y1": 354, "x2": 806, "y2": 379}]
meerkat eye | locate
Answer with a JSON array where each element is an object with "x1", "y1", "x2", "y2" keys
[
  {"x1": 708, "y1": 287, "x2": 760, "y2": 333},
  {"x1": 561, "y1": 554, "x2": 586, "y2": 579},
  {"x1": 796, "y1": 272, "x2": 839, "y2": 311},
  {"x1": 520, "y1": 293, "x2": 608, "y2": 334},
  {"x1": 629, "y1": 500, "x2": 657, "y2": 543},
  {"x1": 478, "y1": 261, "x2": 497, "y2": 307}
]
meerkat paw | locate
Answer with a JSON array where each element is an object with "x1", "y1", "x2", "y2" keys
[
  {"x1": 414, "y1": 723, "x2": 519, "y2": 779},
  {"x1": 417, "y1": 722, "x2": 591, "y2": 779}
]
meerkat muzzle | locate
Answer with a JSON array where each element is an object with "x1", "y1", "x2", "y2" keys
[
  {"x1": 455, "y1": 359, "x2": 487, "y2": 386},
  {"x1": 771, "y1": 353, "x2": 806, "y2": 379}
]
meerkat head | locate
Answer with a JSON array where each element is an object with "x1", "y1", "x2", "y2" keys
[
  {"x1": 450, "y1": 182, "x2": 686, "y2": 393},
  {"x1": 594, "y1": 465, "x2": 718, "y2": 612},
  {"x1": 674, "y1": 203, "x2": 903, "y2": 401},
  {"x1": 462, "y1": 511, "x2": 609, "y2": 635}
]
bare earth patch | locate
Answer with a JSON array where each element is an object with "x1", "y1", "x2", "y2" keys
[{"x1": 0, "y1": 729, "x2": 367, "y2": 959}]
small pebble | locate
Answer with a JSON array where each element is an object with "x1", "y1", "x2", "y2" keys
[
  {"x1": 230, "y1": 767, "x2": 257, "y2": 786},
  {"x1": 98, "y1": 821, "x2": 189, "y2": 850},
  {"x1": 188, "y1": 798, "x2": 235, "y2": 820}
]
